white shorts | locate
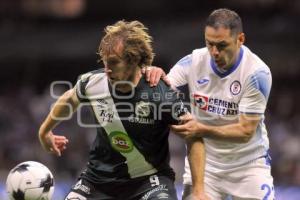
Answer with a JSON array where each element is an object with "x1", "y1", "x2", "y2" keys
[{"x1": 183, "y1": 157, "x2": 275, "y2": 200}]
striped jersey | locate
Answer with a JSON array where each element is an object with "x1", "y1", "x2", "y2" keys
[{"x1": 75, "y1": 69, "x2": 186, "y2": 184}]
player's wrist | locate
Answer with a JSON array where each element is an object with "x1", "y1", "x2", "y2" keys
[
  {"x1": 192, "y1": 189, "x2": 206, "y2": 199},
  {"x1": 192, "y1": 183, "x2": 205, "y2": 191},
  {"x1": 38, "y1": 123, "x2": 52, "y2": 136}
]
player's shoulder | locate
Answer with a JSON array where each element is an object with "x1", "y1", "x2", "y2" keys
[
  {"x1": 191, "y1": 47, "x2": 210, "y2": 60},
  {"x1": 138, "y1": 76, "x2": 171, "y2": 94},
  {"x1": 78, "y1": 68, "x2": 106, "y2": 83},
  {"x1": 77, "y1": 68, "x2": 107, "y2": 94},
  {"x1": 175, "y1": 47, "x2": 208, "y2": 67},
  {"x1": 156, "y1": 79, "x2": 177, "y2": 100},
  {"x1": 242, "y1": 46, "x2": 272, "y2": 89},
  {"x1": 192, "y1": 47, "x2": 208, "y2": 56},
  {"x1": 156, "y1": 78, "x2": 172, "y2": 91}
]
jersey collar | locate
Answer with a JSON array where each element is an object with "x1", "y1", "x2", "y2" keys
[{"x1": 210, "y1": 47, "x2": 244, "y2": 78}]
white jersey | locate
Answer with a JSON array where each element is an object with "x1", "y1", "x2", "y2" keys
[{"x1": 168, "y1": 45, "x2": 272, "y2": 184}]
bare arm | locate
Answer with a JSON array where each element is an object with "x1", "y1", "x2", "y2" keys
[
  {"x1": 39, "y1": 88, "x2": 80, "y2": 156},
  {"x1": 171, "y1": 113, "x2": 260, "y2": 143},
  {"x1": 204, "y1": 114, "x2": 260, "y2": 143},
  {"x1": 186, "y1": 137, "x2": 210, "y2": 200}
]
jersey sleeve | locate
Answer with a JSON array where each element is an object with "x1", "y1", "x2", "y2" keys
[
  {"x1": 167, "y1": 54, "x2": 191, "y2": 88},
  {"x1": 158, "y1": 82, "x2": 188, "y2": 125},
  {"x1": 75, "y1": 72, "x2": 93, "y2": 102},
  {"x1": 239, "y1": 69, "x2": 272, "y2": 114}
]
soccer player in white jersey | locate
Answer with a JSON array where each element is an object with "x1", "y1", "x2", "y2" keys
[{"x1": 145, "y1": 8, "x2": 274, "y2": 200}]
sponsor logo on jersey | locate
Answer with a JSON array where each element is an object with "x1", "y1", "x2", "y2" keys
[
  {"x1": 96, "y1": 99, "x2": 114, "y2": 122},
  {"x1": 109, "y1": 131, "x2": 134, "y2": 153},
  {"x1": 193, "y1": 93, "x2": 239, "y2": 116},
  {"x1": 127, "y1": 101, "x2": 154, "y2": 124},
  {"x1": 97, "y1": 99, "x2": 108, "y2": 105},
  {"x1": 193, "y1": 94, "x2": 208, "y2": 110},
  {"x1": 135, "y1": 101, "x2": 151, "y2": 117},
  {"x1": 197, "y1": 78, "x2": 209, "y2": 85},
  {"x1": 128, "y1": 114, "x2": 155, "y2": 124},
  {"x1": 230, "y1": 80, "x2": 241, "y2": 95},
  {"x1": 98, "y1": 109, "x2": 114, "y2": 122}
]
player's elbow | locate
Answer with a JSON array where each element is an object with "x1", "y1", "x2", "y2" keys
[
  {"x1": 240, "y1": 133, "x2": 253, "y2": 143},
  {"x1": 62, "y1": 89, "x2": 79, "y2": 108},
  {"x1": 38, "y1": 124, "x2": 48, "y2": 138},
  {"x1": 240, "y1": 125, "x2": 256, "y2": 143},
  {"x1": 238, "y1": 114, "x2": 260, "y2": 143}
]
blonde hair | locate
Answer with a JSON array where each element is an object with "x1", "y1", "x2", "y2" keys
[{"x1": 98, "y1": 20, "x2": 154, "y2": 67}]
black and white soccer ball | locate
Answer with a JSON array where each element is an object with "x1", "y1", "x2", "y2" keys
[{"x1": 6, "y1": 161, "x2": 54, "y2": 200}]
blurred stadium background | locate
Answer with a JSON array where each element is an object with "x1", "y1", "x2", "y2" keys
[{"x1": 0, "y1": 0, "x2": 299, "y2": 199}]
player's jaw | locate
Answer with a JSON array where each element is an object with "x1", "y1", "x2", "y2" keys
[
  {"x1": 106, "y1": 65, "x2": 142, "y2": 93},
  {"x1": 214, "y1": 57, "x2": 226, "y2": 68}
]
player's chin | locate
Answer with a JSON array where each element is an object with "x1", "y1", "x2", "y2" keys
[{"x1": 217, "y1": 63, "x2": 226, "y2": 68}]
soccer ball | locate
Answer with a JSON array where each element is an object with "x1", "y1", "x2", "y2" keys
[{"x1": 6, "y1": 161, "x2": 54, "y2": 200}]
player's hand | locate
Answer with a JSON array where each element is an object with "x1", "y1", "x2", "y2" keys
[
  {"x1": 171, "y1": 114, "x2": 206, "y2": 138},
  {"x1": 142, "y1": 66, "x2": 170, "y2": 87},
  {"x1": 177, "y1": 113, "x2": 193, "y2": 124},
  {"x1": 39, "y1": 131, "x2": 69, "y2": 157}
]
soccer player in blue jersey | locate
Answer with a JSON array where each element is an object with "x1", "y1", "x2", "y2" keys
[
  {"x1": 145, "y1": 8, "x2": 274, "y2": 200},
  {"x1": 38, "y1": 20, "x2": 208, "y2": 200}
]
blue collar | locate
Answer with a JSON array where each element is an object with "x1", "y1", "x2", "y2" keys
[{"x1": 210, "y1": 47, "x2": 244, "y2": 78}]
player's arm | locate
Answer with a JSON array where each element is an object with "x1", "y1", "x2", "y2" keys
[
  {"x1": 172, "y1": 113, "x2": 260, "y2": 143},
  {"x1": 159, "y1": 85, "x2": 209, "y2": 199},
  {"x1": 172, "y1": 68, "x2": 271, "y2": 143},
  {"x1": 39, "y1": 88, "x2": 80, "y2": 156},
  {"x1": 186, "y1": 137, "x2": 210, "y2": 200},
  {"x1": 202, "y1": 114, "x2": 260, "y2": 142},
  {"x1": 202, "y1": 69, "x2": 271, "y2": 142}
]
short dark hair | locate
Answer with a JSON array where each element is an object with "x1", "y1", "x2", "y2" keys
[{"x1": 206, "y1": 8, "x2": 243, "y2": 36}]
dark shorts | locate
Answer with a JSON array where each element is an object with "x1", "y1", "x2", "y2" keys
[{"x1": 65, "y1": 173, "x2": 178, "y2": 200}]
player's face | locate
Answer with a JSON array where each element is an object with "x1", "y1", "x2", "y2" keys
[
  {"x1": 104, "y1": 55, "x2": 137, "y2": 85},
  {"x1": 205, "y1": 26, "x2": 244, "y2": 69}
]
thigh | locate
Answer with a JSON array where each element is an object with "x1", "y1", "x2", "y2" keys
[
  {"x1": 230, "y1": 178, "x2": 274, "y2": 200},
  {"x1": 182, "y1": 172, "x2": 226, "y2": 200},
  {"x1": 182, "y1": 184, "x2": 224, "y2": 200},
  {"x1": 65, "y1": 179, "x2": 115, "y2": 200},
  {"x1": 224, "y1": 163, "x2": 274, "y2": 200},
  {"x1": 129, "y1": 174, "x2": 178, "y2": 200}
]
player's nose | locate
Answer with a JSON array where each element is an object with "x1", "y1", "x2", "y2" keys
[
  {"x1": 104, "y1": 66, "x2": 112, "y2": 74},
  {"x1": 211, "y1": 46, "x2": 220, "y2": 57}
]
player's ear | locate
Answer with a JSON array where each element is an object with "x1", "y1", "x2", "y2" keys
[{"x1": 237, "y1": 32, "x2": 245, "y2": 47}]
